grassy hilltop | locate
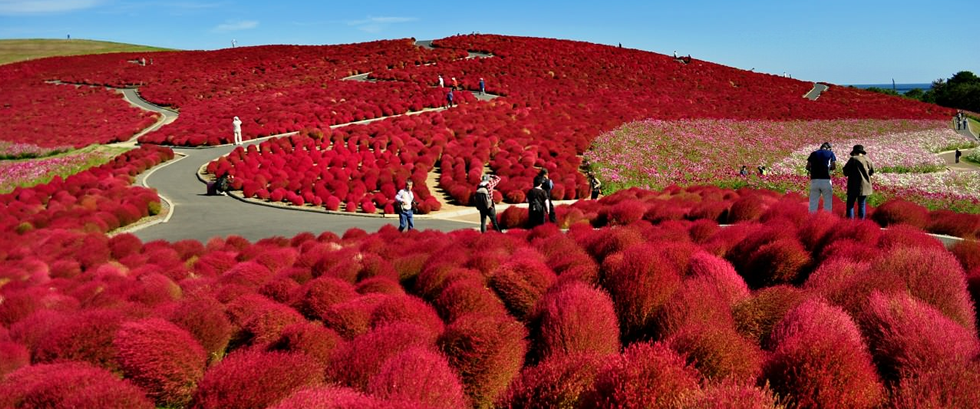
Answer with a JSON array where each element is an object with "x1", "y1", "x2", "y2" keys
[{"x1": 0, "y1": 38, "x2": 172, "y2": 65}]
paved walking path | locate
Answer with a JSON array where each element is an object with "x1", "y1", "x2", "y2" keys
[
  {"x1": 124, "y1": 40, "x2": 509, "y2": 242},
  {"x1": 804, "y1": 83, "x2": 829, "y2": 100}
]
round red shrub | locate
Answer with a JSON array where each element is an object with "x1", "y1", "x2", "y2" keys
[
  {"x1": 601, "y1": 242, "x2": 683, "y2": 341},
  {"x1": 498, "y1": 353, "x2": 607, "y2": 409},
  {"x1": 686, "y1": 251, "x2": 750, "y2": 305},
  {"x1": 191, "y1": 349, "x2": 322, "y2": 409},
  {"x1": 293, "y1": 276, "x2": 359, "y2": 320},
  {"x1": 489, "y1": 253, "x2": 557, "y2": 321},
  {"x1": 321, "y1": 294, "x2": 387, "y2": 339},
  {"x1": 585, "y1": 341, "x2": 701, "y2": 409},
  {"x1": 166, "y1": 296, "x2": 232, "y2": 362},
  {"x1": 0, "y1": 341, "x2": 30, "y2": 377},
  {"x1": 890, "y1": 360, "x2": 980, "y2": 409},
  {"x1": 497, "y1": 205, "x2": 528, "y2": 229},
  {"x1": 532, "y1": 281, "x2": 619, "y2": 362},
  {"x1": 369, "y1": 295, "x2": 445, "y2": 337},
  {"x1": 267, "y1": 386, "x2": 389, "y2": 409},
  {"x1": 0, "y1": 362, "x2": 154, "y2": 409},
  {"x1": 858, "y1": 291, "x2": 980, "y2": 382},
  {"x1": 681, "y1": 381, "x2": 781, "y2": 408},
  {"x1": 366, "y1": 347, "x2": 467, "y2": 408},
  {"x1": 741, "y1": 237, "x2": 811, "y2": 288},
  {"x1": 267, "y1": 321, "x2": 344, "y2": 367},
  {"x1": 872, "y1": 245, "x2": 976, "y2": 332},
  {"x1": 871, "y1": 199, "x2": 930, "y2": 228},
  {"x1": 763, "y1": 299, "x2": 885, "y2": 408},
  {"x1": 114, "y1": 318, "x2": 208, "y2": 407},
  {"x1": 34, "y1": 308, "x2": 126, "y2": 372},
  {"x1": 667, "y1": 322, "x2": 763, "y2": 382},
  {"x1": 439, "y1": 313, "x2": 528, "y2": 408},
  {"x1": 951, "y1": 239, "x2": 980, "y2": 273},
  {"x1": 656, "y1": 276, "x2": 737, "y2": 338},
  {"x1": 732, "y1": 285, "x2": 808, "y2": 346},
  {"x1": 434, "y1": 278, "x2": 509, "y2": 322},
  {"x1": 329, "y1": 322, "x2": 439, "y2": 390}
]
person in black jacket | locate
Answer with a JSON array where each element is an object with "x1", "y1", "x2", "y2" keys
[
  {"x1": 537, "y1": 169, "x2": 556, "y2": 222},
  {"x1": 526, "y1": 176, "x2": 548, "y2": 229}
]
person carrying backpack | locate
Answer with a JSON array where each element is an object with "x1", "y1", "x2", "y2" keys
[{"x1": 474, "y1": 174, "x2": 502, "y2": 233}]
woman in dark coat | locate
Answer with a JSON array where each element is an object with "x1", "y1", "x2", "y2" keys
[{"x1": 526, "y1": 176, "x2": 548, "y2": 228}]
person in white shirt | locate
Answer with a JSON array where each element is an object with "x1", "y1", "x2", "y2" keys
[
  {"x1": 438, "y1": 75, "x2": 444, "y2": 88},
  {"x1": 232, "y1": 116, "x2": 243, "y2": 145},
  {"x1": 394, "y1": 180, "x2": 416, "y2": 231}
]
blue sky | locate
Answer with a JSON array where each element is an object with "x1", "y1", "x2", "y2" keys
[{"x1": 1, "y1": 0, "x2": 976, "y2": 85}]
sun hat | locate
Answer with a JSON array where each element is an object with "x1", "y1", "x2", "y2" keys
[{"x1": 850, "y1": 144, "x2": 866, "y2": 155}]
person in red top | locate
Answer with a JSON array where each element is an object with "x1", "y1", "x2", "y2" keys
[{"x1": 475, "y1": 174, "x2": 502, "y2": 233}]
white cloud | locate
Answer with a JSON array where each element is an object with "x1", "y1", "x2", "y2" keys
[
  {"x1": 0, "y1": 0, "x2": 104, "y2": 15},
  {"x1": 347, "y1": 16, "x2": 417, "y2": 33},
  {"x1": 213, "y1": 20, "x2": 258, "y2": 33}
]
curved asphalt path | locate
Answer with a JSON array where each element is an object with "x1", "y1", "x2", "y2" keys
[
  {"x1": 133, "y1": 142, "x2": 476, "y2": 243},
  {"x1": 130, "y1": 40, "x2": 494, "y2": 243}
]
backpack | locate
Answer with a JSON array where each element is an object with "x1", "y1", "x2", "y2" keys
[
  {"x1": 474, "y1": 186, "x2": 492, "y2": 210},
  {"x1": 529, "y1": 189, "x2": 545, "y2": 213}
]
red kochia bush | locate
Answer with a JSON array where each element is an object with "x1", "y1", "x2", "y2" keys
[
  {"x1": 870, "y1": 198, "x2": 930, "y2": 229},
  {"x1": 951, "y1": 239, "x2": 980, "y2": 272},
  {"x1": 858, "y1": 291, "x2": 980, "y2": 382},
  {"x1": 531, "y1": 281, "x2": 620, "y2": 362},
  {"x1": 741, "y1": 237, "x2": 811, "y2": 288},
  {"x1": 498, "y1": 353, "x2": 608, "y2": 409},
  {"x1": 489, "y1": 252, "x2": 557, "y2": 321},
  {"x1": 329, "y1": 322, "x2": 438, "y2": 390},
  {"x1": 601, "y1": 242, "x2": 683, "y2": 341},
  {"x1": 732, "y1": 285, "x2": 809, "y2": 345},
  {"x1": 113, "y1": 318, "x2": 208, "y2": 407},
  {"x1": 368, "y1": 294, "x2": 445, "y2": 337},
  {"x1": 293, "y1": 275, "x2": 360, "y2": 320},
  {"x1": 366, "y1": 347, "x2": 467, "y2": 409},
  {"x1": 0, "y1": 362, "x2": 154, "y2": 409},
  {"x1": 267, "y1": 321, "x2": 344, "y2": 366},
  {"x1": 872, "y1": 245, "x2": 976, "y2": 332},
  {"x1": 0, "y1": 341, "x2": 30, "y2": 377},
  {"x1": 268, "y1": 386, "x2": 390, "y2": 409},
  {"x1": 439, "y1": 313, "x2": 528, "y2": 408},
  {"x1": 890, "y1": 360, "x2": 980, "y2": 409},
  {"x1": 667, "y1": 321, "x2": 763, "y2": 382},
  {"x1": 763, "y1": 299, "x2": 885, "y2": 409},
  {"x1": 166, "y1": 296, "x2": 232, "y2": 362},
  {"x1": 33, "y1": 308, "x2": 126, "y2": 372},
  {"x1": 435, "y1": 278, "x2": 510, "y2": 322},
  {"x1": 686, "y1": 251, "x2": 750, "y2": 305},
  {"x1": 321, "y1": 294, "x2": 387, "y2": 339},
  {"x1": 585, "y1": 341, "x2": 701, "y2": 409},
  {"x1": 681, "y1": 381, "x2": 781, "y2": 408},
  {"x1": 191, "y1": 349, "x2": 323, "y2": 409}
]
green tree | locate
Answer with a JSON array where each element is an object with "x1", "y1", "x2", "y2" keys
[{"x1": 924, "y1": 71, "x2": 980, "y2": 112}]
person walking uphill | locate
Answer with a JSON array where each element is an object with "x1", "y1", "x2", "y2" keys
[
  {"x1": 842, "y1": 145, "x2": 875, "y2": 219},
  {"x1": 526, "y1": 176, "x2": 548, "y2": 229},
  {"x1": 475, "y1": 175, "x2": 502, "y2": 233},
  {"x1": 395, "y1": 180, "x2": 416, "y2": 232},
  {"x1": 805, "y1": 142, "x2": 837, "y2": 213},
  {"x1": 232, "y1": 116, "x2": 243, "y2": 145}
]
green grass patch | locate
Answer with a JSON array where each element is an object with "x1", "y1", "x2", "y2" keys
[{"x1": 0, "y1": 39, "x2": 173, "y2": 66}]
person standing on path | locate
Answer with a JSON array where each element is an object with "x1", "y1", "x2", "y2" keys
[
  {"x1": 537, "y1": 169, "x2": 556, "y2": 223},
  {"x1": 438, "y1": 75, "x2": 444, "y2": 88},
  {"x1": 232, "y1": 116, "x2": 243, "y2": 145},
  {"x1": 479, "y1": 77, "x2": 485, "y2": 95},
  {"x1": 395, "y1": 180, "x2": 416, "y2": 232},
  {"x1": 446, "y1": 89, "x2": 455, "y2": 108},
  {"x1": 842, "y1": 145, "x2": 874, "y2": 219},
  {"x1": 526, "y1": 176, "x2": 548, "y2": 229},
  {"x1": 589, "y1": 171, "x2": 602, "y2": 199},
  {"x1": 451, "y1": 77, "x2": 458, "y2": 91},
  {"x1": 805, "y1": 142, "x2": 837, "y2": 213},
  {"x1": 956, "y1": 148, "x2": 962, "y2": 163},
  {"x1": 475, "y1": 174, "x2": 502, "y2": 233}
]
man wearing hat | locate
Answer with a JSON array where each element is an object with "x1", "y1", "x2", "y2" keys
[
  {"x1": 805, "y1": 142, "x2": 837, "y2": 213},
  {"x1": 842, "y1": 144, "x2": 875, "y2": 219}
]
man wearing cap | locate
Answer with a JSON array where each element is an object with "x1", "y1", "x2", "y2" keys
[
  {"x1": 805, "y1": 142, "x2": 837, "y2": 213},
  {"x1": 842, "y1": 145, "x2": 875, "y2": 219}
]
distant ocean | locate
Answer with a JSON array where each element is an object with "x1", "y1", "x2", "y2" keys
[{"x1": 848, "y1": 83, "x2": 932, "y2": 95}]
